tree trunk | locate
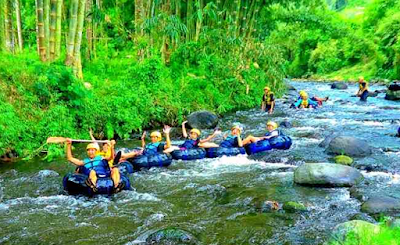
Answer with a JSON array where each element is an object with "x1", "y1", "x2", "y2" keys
[
  {"x1": 55, "y1": 0, "x2": 62, "y2": 58},
  {"x1": 85, "y1": 0, "x2": 92, "y2": 59},
  {"x1": 195, "y1": 0, "x2": 203, "y2": 42},
  {"x1": 44, "y1": 0, "x2": 50, "y2": 58},
  {"x1": 5, "y1": 0, "x2": 15, "y2": 53},
  {"x1": 48, "y1": 0, "x2": 57, "y2": 60},
  {"x1": 36, "y1": 0, "x2": 47, "y2": 60},
  {"x1": 15, "y1": 0, "x2": 23, "y2": 51},
  {"x1": 65, "y1": 0, "x2": 78, "y2": 66},
  {"x1": 73, "y1": 0, "x2": 86, "y2": 79},
  {"x1": 186, "y1": 0, "x2": 193, "y2": 42}
]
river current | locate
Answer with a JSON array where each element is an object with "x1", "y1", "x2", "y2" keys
[{"x1": 0, "y1": 81, "x2": 399, "y2": 244}]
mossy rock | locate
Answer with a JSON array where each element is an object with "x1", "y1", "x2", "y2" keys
[
  {"x1": 334, "y1": 155, "x2": 353, "y2": 166},
  {"x1": 283, "y1": 201, "x2": 307, "y2": 213}
]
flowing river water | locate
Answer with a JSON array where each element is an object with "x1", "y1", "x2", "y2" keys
[{"x1": 1, "y1": 81, "x2": 399, "y2": 244}]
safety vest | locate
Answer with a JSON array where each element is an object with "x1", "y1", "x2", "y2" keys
[
  {"x1": 83, "y1": 155, "x2": 109, "y2": 177},
  {"x1": 263, "y1": 92, "x2": 274, "y2": 105},
  {"x1": 359, "y1": 81, "x2": 368, "y2": 91},
  {"x1": 220, "y1": 135, "x2": 238, "y2": 148},
  {"x1": 144, "y1": 142, "x2": 162, "y2": 155},
  {"x1": 301, "y1": 98, "x2": 309, "y2": 107},
  {"x1": 180, "y1": 139, "x2": 199, "y2": 149}
]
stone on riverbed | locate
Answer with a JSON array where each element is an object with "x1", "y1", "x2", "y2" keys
[
  {"x1": 294, "y1": 163, "x2": 364, "y2": 187},
  {"x1": 331, "y1": 82, "x2": 348, "y2": 89},
  {"x1": 361, "y1": 195, "x2": 400, "y2": 216},
  {"x1": 385, "y1": 82, "x2": 400, "y2": 101},
  {"x1": 146, "y1": 228, "x2": 198, "y2": 244},
  {"x1": 325, "y1": 136, "x2": 373, "y2": 157},
  {"x1": 187, "y1": 110, "x2": 219, "y2": 129}
]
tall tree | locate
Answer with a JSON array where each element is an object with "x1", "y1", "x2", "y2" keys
[
  {"x1": 36, "y1": 0, "x2": 47, "y2": 60},
  {"x1": 4, "y1": 0, "x2": 15, "y2": 53},
  {"x1": 73, "y1": 0, "x2": 86, "y2": 78},
  {"x1": 15, "y1": 0, "x2": 23, "y2": 51},
  {"x1": 65, "y1": 0, "x2": 78, "y2": 65},
  {"x1": 55, "y1": 0, "x2": 62, "y2": 58},
  {"x1": 49, "y1": 0, "x2": 57, "y2": 60},
  {"x1": 85, "y1": 0, "x2": 93, "y2": 59},
  {"x1": 44, "y1": 0, "x2": 50, "y2": 57}
]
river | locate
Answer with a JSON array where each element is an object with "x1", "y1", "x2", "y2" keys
[{"x1": 1, "y1": 81, "x2": 399, "y2": 244}]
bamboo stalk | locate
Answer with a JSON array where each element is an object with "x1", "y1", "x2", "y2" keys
[
  {"x1": 55, "y1": 0, "x2": 62, "y2": 58},
  {"x1": 37, "y1": 0, "x2": 47, "y2": 60},
  {"x1": 73, "y1": 0, "x2": 86, "y2": 78},
  {"x1": 186, "y1": 0, "x2": 193, "y2": 41},
  {"x1": 49, "y1": 0, "x2": 57, "y2": 60},
  {"x1": 15, "y1": 0, "x2": 23, "y2": 51},
  {"x1": 65, "y1": 0, "x2": 78, "y2": 66},
  {"x1": 195, "y1": 0, "x2": 203, "y2": 42},
  {"x1": 85, "y1": 0, "x2": 92, "y2": 59},
  {"x1": 44, "y1": 0, "x2": 50, "y2": 58}
]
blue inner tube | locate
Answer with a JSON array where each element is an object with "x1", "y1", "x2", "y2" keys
[
  {"x1": 116, "y1": 161, "x2": 135, "y2": 175},
  {"x1": 206, "y1": 147, "x2": 246, "y2": 158},
  {"x1": 245, "y1": 136, "x2": 292, "y2": 155},
  {"x1": 397, "y1": 127, "x2": 400, "y2": 137},
  {"x1": 128, "y1": 153, "x2": 172, "y2": 169},
  {"x1": 63, "y1": 173, "x2": 131, "y2": 196},
  {"x1": 171, "y1": 148, "x2": 206, "y2": 160}
]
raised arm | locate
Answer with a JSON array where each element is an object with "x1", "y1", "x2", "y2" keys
[
  {"x1": 89, "y1": 128, "x2": 100, "y2": 150},
  {"x1": 66, "y1": 139, "x2": 84, "y2": 166},
  {"x1": 199, "y1": 130, "x2": 221, "y2": 143},
  {"x1": 163, "y1": 125, "x2": 172, "y2": 149},
  {"x1": 141, "y1": 131, "x2": 147, "y2": 148},
  {"x1": 182, "y1": 121, "x2": 188, "y2": 138}
]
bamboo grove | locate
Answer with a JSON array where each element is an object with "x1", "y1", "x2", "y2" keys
[{"x1": 1, "y1": 0, "x2": 285, "y2": 80}]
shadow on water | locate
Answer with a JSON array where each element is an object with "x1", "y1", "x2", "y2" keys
[{"x1": 0, "y1": 81, "x2": 399, "y2": 244}]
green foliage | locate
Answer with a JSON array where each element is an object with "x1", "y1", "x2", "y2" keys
[{"x1": 330, "y1": 220, "x2": 400, "y2": 245}]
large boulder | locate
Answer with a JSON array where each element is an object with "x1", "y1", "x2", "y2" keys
[
  {"x1": 331, "y1": 82, "x2": 348, "y2": 90},
  {"x1": 329, "y1": 220, "x2": 380, "y2": 244},
  {"x1": 187, "y1": 110, "x2": 219, "y2": 129},
  {"x1": 385, "y1": 82, "x2": 400, "y2": 101},
  {"x1": 325, "y1": 136, "x2": 373, "y2": 157},
  {"x1": 361, "y1": 195, "x2": 400, "y2": 216},
  {"x1": 294, "y1": 163, "x2": 364, "y2": 187}
]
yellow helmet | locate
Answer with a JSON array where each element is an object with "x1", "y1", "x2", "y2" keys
[
  {"x1": 190, "y1": 129, "x2": 201, "y2": 137},
  {"x1": 150, "y1": 131, "x2": 162, "y2": 141},
  {"x1": 264, "y1": 86, "x2": 270, "y2": 91},
  {"x1": 267, "y1": 121, "x2": 278, "y2": 130},
  {"x1": 231, "y1": 125, "x2": 242, "y2": 133},
  {"x1": 86, "y1": 143, "x2": 100, "y2": 151}
]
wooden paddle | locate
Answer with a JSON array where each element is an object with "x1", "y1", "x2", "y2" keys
[{"x1": 46, "y1": 137, "x2": 109, "y2": 144}]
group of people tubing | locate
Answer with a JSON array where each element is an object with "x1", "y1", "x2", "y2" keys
[
  {"x1": 261, "y1": 76, "x2": 369, "y2": 113},
  {"x1": 64, "y1": 76, "x2": 377, "y2": 194},
  {"x1": 66, "y1": 120, "x2": 283, "y2": 193}
]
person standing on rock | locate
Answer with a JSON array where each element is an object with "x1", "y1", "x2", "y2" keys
[
  {"x1": 261, "y1": 86, "x2": 275, "y2": 114},
  {"x1": 356, "y1": 76, "x2": 369, "y2": 101}
]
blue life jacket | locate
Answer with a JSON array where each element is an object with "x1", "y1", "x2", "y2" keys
[
  {"x1": 220, "y1": 135, "x2": 238, "y2": 148},
  {"x1": 264, "y1": 129, "x2": 281, "y2": 138},
  {"x1": 180, "y1": 139, "x2": 199, "y2": 149},
  {"x1": 82, "y1": 155, "x2": 110, "y2": 177},
  {"x1": 144, "y1": 142, "x2": 162, "y2": 155}
]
